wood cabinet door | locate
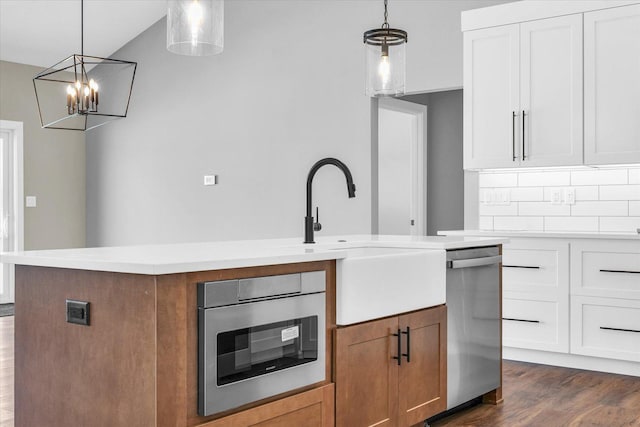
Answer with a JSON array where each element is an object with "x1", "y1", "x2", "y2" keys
[
  {"x1": 335, "y1": 317, "x2": 399, "y2": 427},
  {"x1": 519, "y1": 15, "x2": 583, "y2": 167},
  {"x1": 397, "y1": 306, "x2": 447, "y2": 426},
  {"x1": 584, "y1": 4, "x2": 640, "y2": 165},
  {"x1": 463, "y1": 24, "x2": 520, "y2": 169}
]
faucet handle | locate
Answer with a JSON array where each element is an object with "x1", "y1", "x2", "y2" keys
[{"x1": 313, "y1": 207, "x2": 322, "y2": 232}]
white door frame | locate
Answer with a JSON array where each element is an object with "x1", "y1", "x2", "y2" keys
[
  {"x1": 0, "y1": 120, "x2": 24, "y2": 304},
  {"x1": 377, "y1": 98, "x2": 427, "y2": 236}
]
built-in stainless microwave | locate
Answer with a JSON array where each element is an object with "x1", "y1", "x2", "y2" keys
[{"x1": 198, "y1": 271, "x2": 326, "y2": 416}]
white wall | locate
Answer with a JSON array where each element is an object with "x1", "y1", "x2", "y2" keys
[{"x1": 86, "y1": 0, "x2": 511, "y2": 246}]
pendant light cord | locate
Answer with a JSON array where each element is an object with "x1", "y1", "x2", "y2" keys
[
  {"x1": 81, "y1": 0, "x2": 84, "y2": 56},
  {"x1": 382, "y1": 0, "x2": 389, "y2": 29}
]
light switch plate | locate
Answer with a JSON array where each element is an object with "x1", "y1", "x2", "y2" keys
[
  {"x1": 25, "y1": 196, "x2": 37, "y2": 208},
  {"x1": 203, "y1": 175, "x2": 217, "y2": 186}
]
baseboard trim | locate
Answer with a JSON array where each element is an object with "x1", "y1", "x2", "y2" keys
[{"x1": 504, "y1": 347, "x2": 640, "y2": 377}]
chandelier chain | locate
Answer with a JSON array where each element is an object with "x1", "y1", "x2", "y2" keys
[
  {"x1": 382, "y1": 0, "x2": 389, "y2": 29},
  {"x1": 81, "y1": 0, "x2": 84, "y2": 56}
]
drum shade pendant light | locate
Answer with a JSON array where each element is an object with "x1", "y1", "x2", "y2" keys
[
  {"x1": 364, "y1": 0, "x2": 407, "y2": 97},
  {"x1": 32, "y1": 0, "x2": 137, "y2": 131},
  {"x1": 167, "y1": 0, "x2": 224, "y2": 56}
]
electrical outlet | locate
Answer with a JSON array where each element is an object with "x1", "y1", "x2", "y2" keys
[
  {"x1": 66, "y1": 300, "x2": 90, "y2": 326},
  {"x1": 551, "y1": 189, "x2": 563, "y2": 205},
  {"x1": 203, "y1": 175, "x2": 217, "y2": 186},
  {"x1": 565, "y1": 188, "x2": 576, "y2": 205}
]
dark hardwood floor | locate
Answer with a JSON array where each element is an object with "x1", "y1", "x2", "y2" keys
[
  {"x1": 432, "y1": 360, "x2": 640, "y2": 427},
  {"x1": 1, "y1": 315, "x2": 639, "y2": 427}
]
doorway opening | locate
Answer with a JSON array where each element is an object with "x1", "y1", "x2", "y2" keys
[{"x1": 0, "y1": 120, "x2": 24, "y2": 304}]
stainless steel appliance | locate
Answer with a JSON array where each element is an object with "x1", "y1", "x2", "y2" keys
[
  {"x1": 446, "y1": 246, "x2": 501, "y2": 410},
  {"x1": 198, "y1": 271, "x2": 326, "y2": 416}
]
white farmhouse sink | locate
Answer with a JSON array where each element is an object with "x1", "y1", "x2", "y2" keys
[{"x1": 335, "y1": 246, "x2": 446, "y2": 325}]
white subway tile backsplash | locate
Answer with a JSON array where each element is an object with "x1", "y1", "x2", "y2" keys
[
  {"x1": 518, "y1": 171, "x2": 570, "y2": 187},
  {"x1": 571, "y1": 169, "x2": 628, "y2": 186},
  {"x1": 571, "y1": 201, "x2": 628, "y2": 216},
  {"x1": 479, "y1": 173, "x2": 518, "y2": 188},
  {"x1": 479, "y1": 203, "x2": 518, "y2": 216},
  {"x1": 479, "y1": 216, "x2": 494, "y2": 230},
  {"x1": 544, "y1": 217, "x2": 599, "y2": 232},
  {"x1": 599, "y1": 185, "x2": 640, "y2": 201},
  {"x1": 478, "y1": 167, "x2": 639, "y2": 233},
  {"x1": 494, "y1": 216, "x2": 544, "y2": 231},
  {"x1": 599, "y1": 217, "x2": 640, "y2": 232},
  {"x1": 510, "y1": 187, "x2": 544, "y2": 201},
  {"x1": 519, "y1": 201, "x2": 570, "y2": 216}
]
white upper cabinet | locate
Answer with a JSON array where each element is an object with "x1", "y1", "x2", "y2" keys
[
  {"x1": 584, "y1": 4, "x2": 640, "y2": 165},
  {"x1": 464, "y1": 15, "x2": 583, "y2": 169},
  {"x1": 520, "y1": 15, "x2": 583, "y2": 167},
  {"x1": 463, "y1": 25, "x2": 519, "y2": 169}
]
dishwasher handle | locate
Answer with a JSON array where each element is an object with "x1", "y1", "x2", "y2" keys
[{"x1": 447, "y1": 255, "x2": 502, "y2": 269}]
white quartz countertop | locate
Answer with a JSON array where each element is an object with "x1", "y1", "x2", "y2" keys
[
  {"x1": 0, "y1": 234, "x2": 507, "y2": 275},
  {"x1": 439, "y1": 229, "x2": 640, "y2": 240}
]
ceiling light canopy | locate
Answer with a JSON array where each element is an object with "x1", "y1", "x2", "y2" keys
[
  {"x1": 364, "y1": 0, "x2": 407, "y2": 97},
  {"x1": 32, "y1": 0, "x2": 137, "y2": 132},
  {"x1": 167, "y1": 0, "x2": 224, "y2": 56}
]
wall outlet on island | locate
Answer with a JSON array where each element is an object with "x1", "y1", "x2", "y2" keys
[{"x1": 204, "y1": 175, "x2": 218, "y2": 186}]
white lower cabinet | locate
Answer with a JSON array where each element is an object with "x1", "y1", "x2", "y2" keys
[
  {"x1": 571, "y1": 296, "x2": 640, "y2": 363},
  {"x1": 500, "y1": 236, "x2": 640, "y2": 373},
  {"x1": 503, "y1": 298, "x2": 566, "y2": 352}
]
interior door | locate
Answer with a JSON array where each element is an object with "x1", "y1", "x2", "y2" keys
[
  {"x1": 377, "y1": 98, "x2": 426, "y2": 236},
  {"x1": 520, "y1": 15, "x2": 583, "y2": 167}
]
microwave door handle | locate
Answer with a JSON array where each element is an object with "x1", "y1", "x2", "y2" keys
[{"x1": 447, "y1": 255, "x2": 502, "y2": 269}]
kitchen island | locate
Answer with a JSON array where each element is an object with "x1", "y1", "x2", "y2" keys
[{"x1": 2, "y1": 235, "x2": 506, "y2": 427}]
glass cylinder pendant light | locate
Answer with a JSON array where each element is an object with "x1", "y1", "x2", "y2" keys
[
  {"x1": 167, "y1": 0, "x2": 224, "y2": 56},
  {"x1": 364, "y1": 0, "x2": 407, "y2": 97}
]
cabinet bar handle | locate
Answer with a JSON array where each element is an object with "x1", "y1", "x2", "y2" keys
[
  {"x1": 503, "y1": 265, "x2": 540, "y2": 269},
  {"x1": 599, "y1": 269, "x2": 640, "y2": 274},
  {"x1": 522, "y1": 110, "x2": 526, "y2": 161},
  {"x1": 512, "y1": 111, "x2": 517, "y2": 161},
  {"x1": 392, "y1": 328, "x2": 402, "y2": 366},
  {"x1": 402, "y1": 326, "x2": 410, "y2": 363},
  {"x1": 600, "y1": 326, "x2": 640, "y2": 334},
  {"x1": 503, "y1": 317, "x2": 540, "y2": 324}
]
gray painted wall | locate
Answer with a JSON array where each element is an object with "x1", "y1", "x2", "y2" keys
[
  {"x1": 0, "y1": 60, "x2": 85, "y2": 249},
  {"x1": 87, "y1": 0, "x2": 510, "y2": 246},
  {"x1": 402, "y1": 90, "x2": 465, "y2": 235}
]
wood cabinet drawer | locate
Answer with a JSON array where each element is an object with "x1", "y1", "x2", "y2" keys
[
  {"x1": 571, "y1": 296, "x2": 640, "y2": 363},
  {"x1": 502, "y1": 239, "x2": 569, "y2": 297},
  {"x1": 571, "y1": 240, "x2": 640, "y2": 299},
  {"x1": 503, "y1": 297, "x2": 568, "y2": 353}
]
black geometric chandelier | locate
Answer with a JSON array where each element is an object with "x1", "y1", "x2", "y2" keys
[
  {"x1": 33, "y1": 0, "x2": 137, "y2": 131},
  {"x1": 364, "y1": 0, "x2": 407, "y2": 97}
]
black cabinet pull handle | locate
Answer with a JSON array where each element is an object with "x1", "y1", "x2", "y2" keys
[
  {"x1": 402, "y1": 326, "x2": 410, "y2": 363},
  {"x1": 599, "y1": 269, "x2": 640, "y2": 274},
  {"x1": 392, "y1": 328, "x2": 402, "y2": 366},
  {"x1": 512, "y1": 111, "x2": 517, "y2": 161},
  {"x1": 600, "y1": 326, "x2": 640, "y2": 334},
  {"x1": 503, "y1": 317, "x2": 540, "y2": 324},
  {"x1": 522, "y1": 110, "x2": 526, "y2": 161},
  {"x1": 503, "y1": 265, "x2": 541, "y2": 269}
]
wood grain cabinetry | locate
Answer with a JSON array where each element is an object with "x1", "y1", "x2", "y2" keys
[{"x1": 335, "y1": 305, "x2": 447, "y2": 427}]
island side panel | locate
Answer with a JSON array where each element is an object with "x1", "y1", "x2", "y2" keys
[
  {"x1": 183, "y1": 260, "x2": 336, "y2": 427},
  {"x1": 483, "y1": 243, "x2": 503, "y2": 405},
  {"x1": 14, "y1": 266, "x2": 158, "y2": 427}
]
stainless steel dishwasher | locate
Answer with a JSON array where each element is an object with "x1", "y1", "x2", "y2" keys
[{"x1": 446, "y1": 246, "x2": 501, "y2": 410}]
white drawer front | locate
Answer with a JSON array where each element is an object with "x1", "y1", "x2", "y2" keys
[
  {"x1": 571, "y1": 240, "x2": 640, "y2": 299},
  {"x1": 503, "y1": 297, "x2": 568, "y2": 353},
  {"x1": 502, "y1": 239, "x2": 569, "y2": 297},
  {"x1": 571, "y1": 296, "x2": 640, "y2": 362}
]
